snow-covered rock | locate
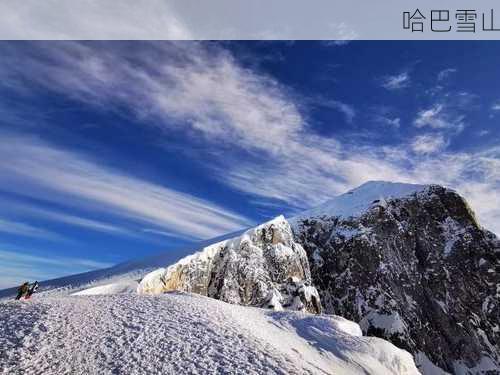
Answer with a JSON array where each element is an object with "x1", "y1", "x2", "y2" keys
[
  {"x1": 290, "y1": 180, "x2": 428, "y2": 223},
  {"x1": 138, "y1": 216, "x2": 322, "y2": 314},
  {"x1": 292, "y1": 181, "x2": 500, "y2": 374},
  {"x1": 0, "y1": 228, "x2": 244, "y2": 299}
]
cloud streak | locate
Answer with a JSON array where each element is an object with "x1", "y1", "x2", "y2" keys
[
  {"x1": 0, "y1": 42, "x2": 499, "y2": 236},
  {"x1": 411, "y1": 134, "x2": 447, "y2": 155},
  {"x1": 2, "y1": 200, "x2": 141, "y2": 238},
  {"x1": 0, "y1": 248, "x2": 113, "y2": 289},
  {"x1": 380, "y1": 72, "x2": 410, "y2": 90},
  {"x1": 0, "y1": 135, "x2": 252, "y2": 240},
  {"x1": 0, "y1": 218, "x2": 68, "y2": 242},
  {"x1": 414, "y1": 104, "x2": 465, "y2": 132},
  {"x1": 320, "y1": 99, "x2": 356, "y2": 123},
  {"x1": 437, "y1": 68, "x2": 457, "y2": 81}
]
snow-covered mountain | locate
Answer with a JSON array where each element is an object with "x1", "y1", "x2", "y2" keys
[
  {"x1": 135, "y1": 181, "x2": 499, "y2": 374},
  {"x1": 0, "y1": 229, "x2": 246, "y2": 299},
  {"x1": 1, "y1": 180, "x2": 499, "y2": 374},
  {"x1": 137, "y1": 216, "x2": 322, "y2": 313},
  {"x1": 291, "y1": 181, "x2": 500, "y2": 374}
]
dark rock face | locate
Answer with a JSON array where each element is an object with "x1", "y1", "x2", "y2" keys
[{"x1": 292, "y1": 185, "x2": 500, "y2": 373}]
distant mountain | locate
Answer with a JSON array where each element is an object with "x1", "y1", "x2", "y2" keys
[{"x1": 291, "y1": 181, "x2": 500, "y2": 374}]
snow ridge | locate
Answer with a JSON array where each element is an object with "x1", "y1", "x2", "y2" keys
[
  {"x1": 138, "y1": 216, "x2": 322, "y2": 313},
  {"x1": 291, "y1": 180, "x2": 429, "y2": 223}
]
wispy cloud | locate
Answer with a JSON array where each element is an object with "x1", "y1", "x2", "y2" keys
[
  {"x1": 0, "y1": 135, "x2": 252, "y2": 240},
  {"x1": 411, "y1": 134, "x2": 448, "y2": 155},
  {"x1": 0, "y1": 248, "x2": 113, "y2": 289},
  {"x1": 414, "y1": 104, "x2": 465, "y2": 132},
  {"x1": 491, "y1": 101, "x2": 500, "y2": 111},
  {"x1": 322, "y1": 23, "x2": 358, "y2": 46},
  {"x1": 0, "y1": 42, "x2": 499, "y2": 237},
  {"x1": 0, "y1": 218, "x2": 68, "y2": 242},
  {"x1": 437, "y1": 68, "x2": 457, "y2": 81},
  {"x1": 380, "y1": 71, "x2": 410, "y2": 90},
  {"x1": 371, "y1": 106, "x2": 401, "y2": 129},
  {"x1": 320, "y1": 99, "x2": 356, "y2": 123},
  {"x1": 2, "y1": 201, "x2": 139, "y2": 238},
  {"x1": 141, "y1": 228, "x2": 183, "y2": 239}
]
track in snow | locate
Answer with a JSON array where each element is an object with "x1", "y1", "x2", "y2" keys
[{"x1": 0, "y1": 293, "x2": 418, "y2": 375}]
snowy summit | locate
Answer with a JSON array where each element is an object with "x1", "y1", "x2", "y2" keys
[{"x1": 291, "y1": 181, "x2": 429, "y2": 222}]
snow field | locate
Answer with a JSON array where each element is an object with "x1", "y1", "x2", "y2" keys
[{"x1": 0, "y1": 293, "x2": 419, "y2": 375}]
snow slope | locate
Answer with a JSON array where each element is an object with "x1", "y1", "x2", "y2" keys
[
  {"x1": 0, "y1": 292, "x2": 419, "y2": 375},
  {"x1": 0, "y1": 229, "x2": 247, "y2": 300},
  {"x1": 72, "y1": 280, "x2": 139, "y2": 295},
  {"x1": 290, "y1": 181, "x2": 429, "y2": 223},
  {"x1": 137, "y1": 216, "x2": 321, "y2": 313},
  {"x1": 0, "y1": 181, "x2": 429, "y2": 300}
]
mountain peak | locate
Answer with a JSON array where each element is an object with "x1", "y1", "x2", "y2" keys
[{"x1": 292, "y1": 180, "x2": 430, "y2": 222}]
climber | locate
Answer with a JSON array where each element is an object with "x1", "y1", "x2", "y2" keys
[
  {"x1": 15, "y1": 282, "x2": 30, "y2": 300},
  {"x1": 25, "y1": 281, "x2": 39, "y2": 299}
]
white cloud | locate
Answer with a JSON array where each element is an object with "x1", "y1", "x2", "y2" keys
[
  {"x1": 0, "y1": 42, "x2": 499, "y2": 237},
  {"x1": 375, "y1": 115, "x2": 400, "y2": 128},
  {"x1": 0, "y1": 248, "x2": 113, "y2": 289},
  {"x1": 411, "y1": 134, "x2": 447, "y2": 155},
  {"x1": 414, "y1": 104, "x2": 465, "y2": 132},
  {"x1": 0, "y1": 218, "x2": 68, "y2": 242},
  {"x1": 141, "y1": 228, "x2": 181, "y2": 239},
  {"x1": 371, "y1": 106, "x2": 401, "y2": 129},
  {"x1": 0, "y1": 136, "x2": 252, "y2": 240},
  {"x1": 491, "y1": 101, "x2": 500, "y2": 111},
  {"x1": 323, "y1": 22, "x2": 358, "y2": 45},
  {"x1": 2, "y1": 201, "x2": 140, "y2": 238},
  {"x1": 321, "y1": 100, "x2": 356, "y2": 123},
  {"x1": 380, "y1": 72, "x2": 410, "y2": 90},
  {"x1": 437, "y1": 68, "x2": 457, "y2": 81},
  {"x1": 384, "y1": 117, "x2": 400, "y2": 128},
  {"x1": 0, "y1": 42, "x2": 305, "y2": 155}
]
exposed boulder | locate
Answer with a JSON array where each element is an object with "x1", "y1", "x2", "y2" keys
[{"x1": 138, "y1": 216, "x2": 322, "y2": 314}]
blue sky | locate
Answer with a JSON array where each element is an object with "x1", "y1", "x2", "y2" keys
[{"x1": 0, "y1": 41, "x2": 499, "y2": 289}]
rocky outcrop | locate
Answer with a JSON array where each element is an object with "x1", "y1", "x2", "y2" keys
[
  {"x1": 138, "y1": 216, "x2": 321, "y2": 314},
  {"x1": 291, "y1": 182, "x2": 500, "y2": 374}
]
